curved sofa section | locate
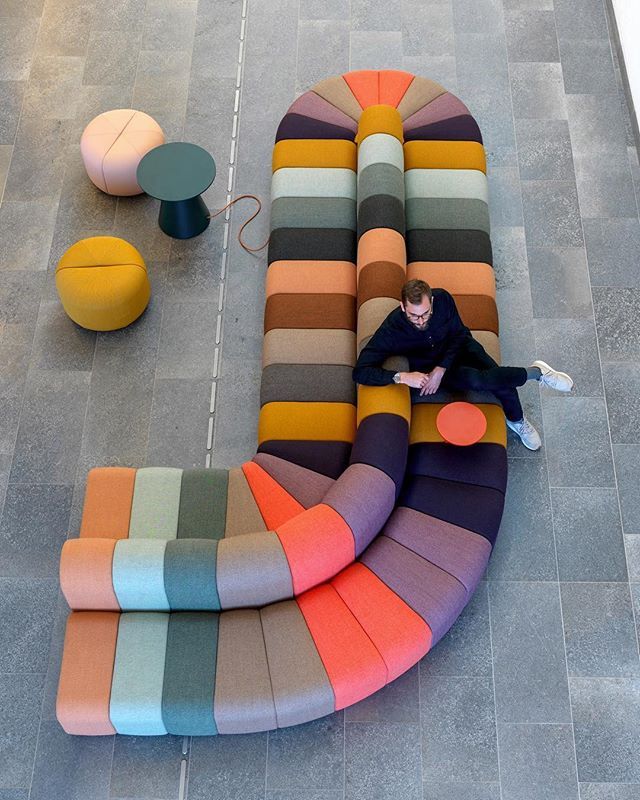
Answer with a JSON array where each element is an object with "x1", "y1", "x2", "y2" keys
[
  {"x1": 60, "y1": 99, "x2": 412, "y2": 612},
  {"x1": 57, "y1": 69, "x2": 507, "y2": 737}
]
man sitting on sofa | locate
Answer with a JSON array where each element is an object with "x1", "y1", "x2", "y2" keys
[{"x1": 353, "y1": 279, "x2": 573, "y2": 450}]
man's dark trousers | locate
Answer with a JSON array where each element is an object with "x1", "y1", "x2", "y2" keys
[{"x1": 414, "y1": 338, "x2": 527, "y2": 422}]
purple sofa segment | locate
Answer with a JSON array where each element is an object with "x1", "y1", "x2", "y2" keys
[
  {"x1": 403, "y1": 92, "x2": 471, "y2": 131},
  {"x1": 348, "y1": 413, "x2": 409, "y2": 493},
  {"x1": 382, "y1": 506, "x2": 491, "y2": 597},
  {"x1": 275, "y1": 113, "x2": 356, "y2": 142},
  {"x1": 257, "y1": 440, "x2": 352, "y2": 480},
  {"x1": 288, "y1": 91, "x2": 359, "y2": 133},
  {"x1": 404, "y1": 115, "x2": 483, "y2": 144},
  {"x1": 407, "y1": 442, "x2": 507, "y2": 494},
  {"x1": 323, "y1": 463, "x2": 396, "y2": 555},
  {"x1": 252, "y1": 453, "x2": 334, "y2": 509},
  {"x1": 400, "y1": 475, "x2": 505, "y2": 546},
  {"x1": 361, "y1": 535, "x2": 468, "y2": 644}
]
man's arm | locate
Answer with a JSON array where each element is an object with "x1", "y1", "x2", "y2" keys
[
  {"x1": 352, "y1": 329, "x2": 397, "y2": 386},
  {"x1": 437, "y1": 292, "x2": 470, "y2": 370}
]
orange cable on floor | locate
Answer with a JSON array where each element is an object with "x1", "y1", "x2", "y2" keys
[{"x1": 208, "y1": 194, "x2": 270, "y2": 253}]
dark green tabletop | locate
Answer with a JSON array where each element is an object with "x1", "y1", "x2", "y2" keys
[{"x1": 137, "y1": 142, "x2": 216, "y2": 202}]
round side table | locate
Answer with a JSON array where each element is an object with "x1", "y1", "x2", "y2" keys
[
  {"x1": 136, "y1": 142, "x2": 216, "y2": 239},
  {"x1": 436, "y1": 401, "x2": 487, "y2": 446}
]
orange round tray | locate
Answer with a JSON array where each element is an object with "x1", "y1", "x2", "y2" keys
[{"x1": 436, "y1": 402, "x2": 487, "y2": 446}]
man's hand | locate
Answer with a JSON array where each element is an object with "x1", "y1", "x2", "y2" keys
[
  {"x1": 399, "y1": 371, "x2": 429, "y2": 389},
  {"x1": 420, "y1": 366, "x2": 446, "y2": 395}
]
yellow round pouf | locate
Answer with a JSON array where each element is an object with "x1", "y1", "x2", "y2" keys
[{"x1": 56, "y1": 237, "x2": 151, "y2": 331}]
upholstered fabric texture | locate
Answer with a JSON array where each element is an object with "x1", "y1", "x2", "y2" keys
[{"x1": 57, "y1": 69, "x2": 507, "y2": 737}]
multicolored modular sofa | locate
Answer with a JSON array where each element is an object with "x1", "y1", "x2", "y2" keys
[{"x1": 57, "y1": 70, "x2": 507, "y2": 735}]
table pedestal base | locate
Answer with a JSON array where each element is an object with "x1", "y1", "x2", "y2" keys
[{"x1": 158, "y1": 194, "x2": 210, "y2": 239}]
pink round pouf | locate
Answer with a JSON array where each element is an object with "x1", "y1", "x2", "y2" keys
[{"x1": 80, "y1": 109, "x2": 165, "y2": 196}]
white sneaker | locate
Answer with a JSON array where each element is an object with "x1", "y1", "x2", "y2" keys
[
  {"x1": 531, "y1": 359, "x2": 574, "y2": 392},
  {"x1": 506, "y1": 416, "x2": 542, "y2": 451}
]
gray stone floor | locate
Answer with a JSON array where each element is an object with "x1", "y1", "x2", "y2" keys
[{"x1": 0, "y1": 0, "x2": 639, "y2": 797}]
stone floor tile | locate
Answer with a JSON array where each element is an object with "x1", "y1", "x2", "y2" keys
[
  {"x1": 510, "y1": 62, "x2": 567, "y2": 120},
  {"x1": 0, "y1": 453, "x2": 10, "y2": 517},
  {"x1": 345, "y1": 722, "x2": 422, "y2": 800},
  {"x1": 299, "y1": 0, "x2": 350, "y2": 20},
  {"x1": 542, "y1": 396, "x2": 614, "y2": 488},
  {"x1": 505, "y1": 9, "x2": 559, "y2": 62},
  {"x1": 455, "y1": 32, "x2": 510, "y2": 96},
  {"x1": 9, "y1": 370, "x2": 90, "y2": 485},
  {"x1": 0, "y1": 578, "x2": 58, "y2": 672},
  {"x1": 3, "y1": 116, "x2": 70, "y2": 202},
  {"x1": 488, "y1": 166, "x2": 523, "y2": 227},
  {"x1": 615, "y1": 446, "x2": 640, "y2": 533},
  {"x1": 565, "y1": 94, "x2": 628, "y2": 159},
  {"x1": 40, "y1": 596, "x2": 69, "y2": 722},
  {"x1": 573, "y1": 160, "x2": 637, "y2": 219},
  {"x1": 0, "y1": 272, "x2": 44, "y2": 326},
  {"x1": 110, "y1": 736, "x2": 182, "y2": 799},
  {"x1": 68, "y1": 84, "x2": 134, "y2": 143},
  {"x1": 593, "y1": 288, "x2": 640, "y2": 361},
  {"x1": 350, "y1": 31, "x2": 404, "y2": 72},
  {"x1": 90, "y1": 0, "x2": 146, "y2": 31},
  {"x1": 625, "y1": 535, "x2": 640, "y2": 581},
  {"x1": 0, "y1": 673, "x2": 45, "y2": 792},
  {"x1": 113, "y1": 195, "x2": 173, "y2": 262},
  {"x1": 420, "y1": 582, "x2": 492, "y2": 677},
  {"x1": 0, "y1": 17, "x2": 40, "y2": 81},
  {"x1": 423, "y1": 783, "x2": 500, "y2": 800},
  {"x1": 132, "y1": 49, "x2": 191, "y2": 114},
  {"x1": 266, "y1": 793, "x2": 341, "y2": 800},
  {"x1": 491, "y1": 226, "x2": 528, "y2": 291},
  {"x1": 420, "y1": 675, "x2": 498, "y2": 782},
  {"x1": 346, "y1": 664, "x2": 420, "y2": 723},
  {"x1": 146, "y1": 378, "x2": 210, "y2": 468},
  {"x1": 489, "y1": 581, "x2": 571, "y2": 723},
  {"x1": 29, "y1": 720, "x2": 113, "y2": 800},
  {"x1": 515, "y1": 119, "x2": 574, "y2": 181},
  {"x1": 0, "y1": 325, "x2": 34, "y2": 454},
  {"x1": 602, "y1": 362, "x2": 640, "y2": 444},
  {"x1": 0, "y1": 200, "x2": 58, "y2": 271},
  {"x1": 489, "y1": 458, "x2": 557, "y2": 581},
  {"x1": 0, "y1": 144, "x2": 12, "y2": 198},
  {"x1": 0, "y1": 484, "x2": 72, "y2": 579},
  {"x1": 142, "y1": 0, "x2": 198, "y2": 52},
  {"x1": 498, "y1": 723, "x2": 579, "y2": 800},
  {"x1": 212, "y1": 356, "x2": 261, "y2": 468},
  {"x1": 552, "y1": 487, "x2": 628, "y2": 581},
  {"x1": 559, "y1": 38, "x2": 617, "y2": 95},
  {"x1": 534, "y1": 318, "x2": 603, "y2": 398},
  {"x1": 580, "y1": 784, "x2": 640, "y2": 800},
  {"x1": 36, "y1": 0, "x2": 95, "y2": 57},
  {"x1": 267, "y1": 715, "x2": 344, "y2": 795},
  {"x1": 402, "y1": 0, "x2": 454, "y2": 60},
  {"x1": 0, "y1": 789, "x2": 30, "y2": 799},
  {"x1": 30, "y1": 300, "x2": 96, "y2": 372},
  {"x1": 570, "y1": 677, "x2": 640, "y2": 783},
  {"x1": 21, "y1": 55, "x2": 85, "y2": 121},
  {"x1": 296, "y1": 20, "x2": 350, "y2": 95},
  {"x1": 584, "y1": 218, "x2": 640, "y2": 288},
  {"x1": 352, "y1": 0, "x2": 402, "y2": 31},
  {"x1": 527, "y1": 246, "x2": 592, "y2": 319},
  {"x1": 553, "y1": 0, "x2": 609, "y2": 40},
  {"x1": 452, "y1": 0, "x2": 506, "y2": 37},
  {"x1": 521, "y1": 180, "x2": 583, "y2": 248},
  {"x1": 402, "y1": 55, "x2": 458, "y2": 98},
  {"x1": 187, "y1": 733, "x2": 268, "y2": 800},
  {"x1": 82, "y1": 29, "x2": 141, "y2": 87},
  {"x1": 561, "y1": 582, "x2": 639, "y2": 678},
  {"x1": 156, "y1": 300, "x2": 218, "y2": 380},
  {"x1": 0, "y1": 81, "x2": 25, "y2": 144}
]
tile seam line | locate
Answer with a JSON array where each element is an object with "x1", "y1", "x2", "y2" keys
[{"x1": 208, "y1": 0, "x2": 250, "y2": 465}]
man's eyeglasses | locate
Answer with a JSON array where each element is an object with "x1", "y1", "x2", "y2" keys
[{"x1": 405, "y1": 304, "x2": 433, "y2": 324}]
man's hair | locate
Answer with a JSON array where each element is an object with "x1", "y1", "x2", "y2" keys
[{"x1": 401, "y1": 279, "x2": 432, "y2": 306}]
